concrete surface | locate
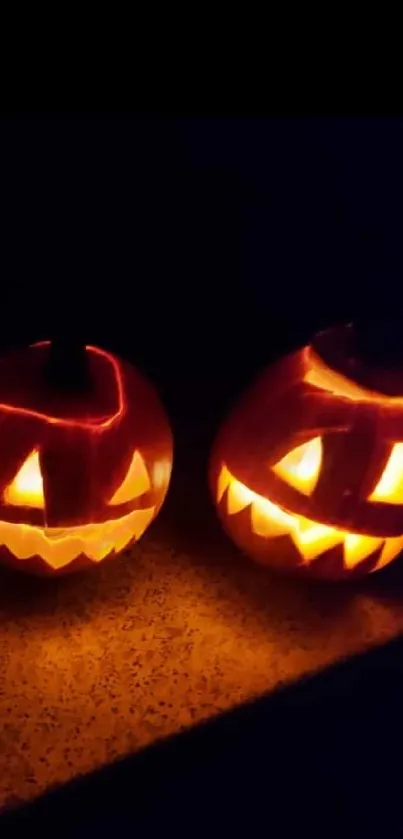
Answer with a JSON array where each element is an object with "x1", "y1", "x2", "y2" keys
[{"x1": 1, "y1": 464, "x2": 403, "y2": 810}]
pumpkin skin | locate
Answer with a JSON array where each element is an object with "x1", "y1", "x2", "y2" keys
[
  {"x1": 0, "y1": 342, "x2": 173, "y2": 575},
  {"x1": 209, "y1": 324, "x2": 403, "y2": 580}
]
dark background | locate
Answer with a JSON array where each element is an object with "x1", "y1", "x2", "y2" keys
[
  {"x1": 2, "y1": 116, "x2": 403, "y2": 835},
  {"x1": 2, "y1": 116, "x2": 403, "y2": 430}
]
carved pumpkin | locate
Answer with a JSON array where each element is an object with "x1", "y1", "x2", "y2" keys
[
  {"x1": 209, "y1": 324, "x2": 403, "y2": 580},
  {"x1": 0, "y1": 342, "x2": 172, "y2": 575}
]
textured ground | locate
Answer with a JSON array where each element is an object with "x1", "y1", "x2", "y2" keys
[{"x1": 2, "y1": 458, "x2": 403, "y2": 810}]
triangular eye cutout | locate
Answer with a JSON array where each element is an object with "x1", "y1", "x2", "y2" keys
[
  {"x1": 272, "y1": 437, "x2": 323, "y2": 496},
  {"x1": 369, "y1": 442, "x2": 403, "y2": 504},
  {"x1": 108, "y1": 450, "x2": 151, "y2": 505},
  {"x1": 4, "y1": 449, "x2": 45, "y2": 508}
]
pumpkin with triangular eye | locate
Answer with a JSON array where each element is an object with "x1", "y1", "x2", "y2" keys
[
  {"x1": 210, "y1": 324, "x2": 403, "y2": 580},
  {"x1": 0, "y1": 342, "x2": 172, "y2": 575}
]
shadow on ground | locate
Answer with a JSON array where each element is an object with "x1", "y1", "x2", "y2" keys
[{"x1": 2, "y1": 631, "x2": 403, "y2": 837}]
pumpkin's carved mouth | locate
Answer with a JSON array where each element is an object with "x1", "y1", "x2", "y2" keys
[
  {"x1": 218, "y1": 465, "x2": 403, "y2": 573},
  {"x1": 0, "y1": 505, "x2": 155, "y2": 571}
]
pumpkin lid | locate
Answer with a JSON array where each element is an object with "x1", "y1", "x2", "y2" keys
[
  {"x1": 0, "y1": 342, "x2": 123, "y2": 429},
  {"x1": 311, "y1": 322, "x2": 403, "y2": 398}
]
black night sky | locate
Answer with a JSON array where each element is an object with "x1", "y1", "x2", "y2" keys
[
  {"x1": 2, "y1": 117, "x2": 402, "y2": 400},
  {"x1": 2, "y1": 116, "x2": 403, "y2": 837}
]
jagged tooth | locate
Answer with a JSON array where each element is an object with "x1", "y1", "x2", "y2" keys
[
  {"x1": 129, "y1": 507, "x2": 155, "y2": 539},
  {"x1": 86, "y1": 508, "x2": 156, "y2": 561},
  {"x1": 22, "y1": 530, "x2": 46, "y2": 559},
  {"x1": 113, "y1": 526, "x2": 135, "y2": 553},
  {"x1": 251, "y1": 497, "x2": 293, "y2": 537},
  {"x1": 84, "y1": 521, "x2": 115, "y2": 562},
  {"x1": 292, "y1": 520, "x2": 344, "y2": 562},
  {"x1": 343, "y1": 534, "x2": 384, "y2": 569},
  {"x1": 9, "y1": 527, "x2": 31, "y2": 559},
  {"x1": 0, "y1": 505, "x2": 157, "y2": 570},
  {"x1": 375, "y1": 536, "x2": 403, "y2": 571},
  {"x1": 217, "y1": 465, "x2": 231, "y2": 503},
  {"x1": 227, "y1": 480, "x2": 254, "y2": 515},
  {"x1": 43, "y1": 534, "x2": 84, "y2": 569},
  {"x1": 87, "y1": 539, "x2": 115, "y2": 562}
]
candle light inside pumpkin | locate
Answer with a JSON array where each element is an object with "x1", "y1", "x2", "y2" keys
[
  {"x1": 210, "y1": 324, "x2": 403, "y2": 580},
  {"x1": 0, "y1": 342, "x2": 173, "y2": 575}
]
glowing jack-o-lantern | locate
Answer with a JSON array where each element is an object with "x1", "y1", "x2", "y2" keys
[
  {"x1": 0, "y1": 342, "x2": 173, "y2": 575},
  {"x1": 209, "y1": 324, "x2": 403, "y2": 580}
]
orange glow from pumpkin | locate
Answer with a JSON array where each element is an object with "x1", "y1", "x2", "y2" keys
[
  {"x1": 4, "y1": 450, "x2": 45, "y2": 508},
  {"x1": 152, "y1": 458, "x2": 173, "y2": 491},
  {"x1": 0, "y1": 343, "x2": 173, "y2": 574},
  {"x1": 369, "y1": 443, "x2": 403, "y2": 504},
  {"x1": 0, "y1": 448, "x2": 158, "y2": 570},
  {"x1": 0, "y1": 505, "x2": 155, "y2": 570},
  {"x1": 305, "y1": 349, "x2": 403, "y2": 404},
  {"x1": 217, "y1": 465, "x2": 402, "y2": 571},
  {"x1": 272, "y1": 437, "x2": 322, "y2": 495},
  {"x1": 108, "y1": 451, "x2": 151, "y2": 505}
]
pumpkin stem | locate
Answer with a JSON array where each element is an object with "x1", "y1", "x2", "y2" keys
[
  {"x1": 354, "y1": 318, "x2": 403, "y2": 367},
  {"x1": 45, "y1": 339, "x2": 91, "y2": 391}
]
